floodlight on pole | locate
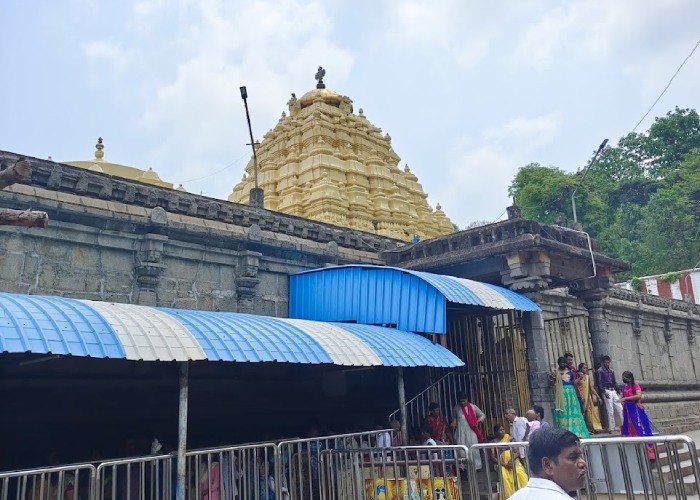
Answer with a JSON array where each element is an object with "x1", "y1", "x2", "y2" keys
[
  {"x1": 240, "y1": 86, "x2": 264, "y2": 208},
  {"x1": 240, "y1": 86, "x2": 259, "y2": 189}
]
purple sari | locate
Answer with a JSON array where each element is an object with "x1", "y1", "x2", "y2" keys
[{"x1": 621, "y1": 383, "x2": 656, "y2": 460}]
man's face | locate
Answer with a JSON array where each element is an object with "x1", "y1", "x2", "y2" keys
[
  {"x1": 543, "y1": 444, "x2": 587, "y2": 492},
  {"x1": 603, "y1": 359, "x2": 611, "y2": 369},
  {"x1": 566, "y1": 355, "x2": 574, "y2": 367},
  {"x1": 430, "y1": 407, "x2": 441, "y2": 417},
  {"x1": 505, "y1": 410, "x2": 516, "y2": 423}
]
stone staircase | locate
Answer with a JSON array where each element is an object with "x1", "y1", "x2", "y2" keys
[{"x1": 657, "y1": 442, "x2": 699, "y2": 497}]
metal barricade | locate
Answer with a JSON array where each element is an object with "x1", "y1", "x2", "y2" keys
[
  {"x1": 468, "y1": 440, "x2": 530, "y2": 500},
  {"x1": 185, "y1": 443, "x2": 278, "y2": 500},
  {"x1": 95, "y1": 455, "x2": 174, "y2": 500},
  {"x1": 319, "y1": 445, "x2": 469, "y2": 500},
  {"x1": 277, "y1": 429, "x2": 399, "y2": 500},
  {"x1": 0, "y1": 463, "x2": 96, "y2": 500},
  {"x1": 580, "y1": 435, "x2": 700, "y2": 500},
  {"x1": 471, "y1": 434, "x2": 700, "y2": 500}
]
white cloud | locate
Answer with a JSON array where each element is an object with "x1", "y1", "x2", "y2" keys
[
  {"x1": 435, "y1": 112, "x2": 563, "y2": 226},
  {"x1": 513, "y1": 0, "x2": 697, "y2": 69},
  {"x1": 381, "y1": 0, "x2": 511, "y2": 69},
  {"x1": 126, "y1": 0, "x2": 354, "y2": 193},
  {"x1": 82, "y1": 40, "x2": 132, "y2": 73}
]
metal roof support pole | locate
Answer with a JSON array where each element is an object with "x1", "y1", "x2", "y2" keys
[
  {"x1": 176, "y1": 361, "x2": 189, "y2": 500},
  {"x1": 396, "y1": 367, "x2": 409, "y2": 445}
]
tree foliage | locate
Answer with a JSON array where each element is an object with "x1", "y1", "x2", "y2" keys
[{"x1": 509, "y1": 107, "x2": 700, "y2": 278}]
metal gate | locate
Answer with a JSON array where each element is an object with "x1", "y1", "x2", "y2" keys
[
  {"x1": 544, "y1": 315, "x2": 593, "y2": 371},
  {"x1": 444, "y1": 310, "x2": 531, "y2": 435}
]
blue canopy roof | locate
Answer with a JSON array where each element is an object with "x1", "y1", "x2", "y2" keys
[
  {"x1": 289, "y1": 265, "x2": 541, "y2": 334},
  {"x1": 0, "y1": 292, "x2": 463, "y2": 368}
]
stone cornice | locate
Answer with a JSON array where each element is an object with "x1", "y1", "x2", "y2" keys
[
  {"x1": 382, "y1": 219, "x2": 629, "y2": 272},
  {"x1": 0, "y1": 151, "x2": 400, "y2": 253},
  {"x1": 609, "y1": 286, "x2": 700, "y2": 314}
]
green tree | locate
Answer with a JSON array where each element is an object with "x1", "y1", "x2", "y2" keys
[{"x1": 508, "y1": 107, "x2": 700, "y2": 277}]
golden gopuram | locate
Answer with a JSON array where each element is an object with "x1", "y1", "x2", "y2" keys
[{"x1": 229, "y1": 68, "x2": 454, "y2": 241}]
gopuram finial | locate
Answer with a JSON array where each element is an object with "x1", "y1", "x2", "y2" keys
[{"x1": 315, "y1": 66, "x2": 326, "y2": 89}]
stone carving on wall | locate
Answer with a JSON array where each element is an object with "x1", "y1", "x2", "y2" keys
[
  {"x1": 135, "y1": 233, "x2": 168, "y2": 304},
  {"x1": 236, "y1": 251, "x2": 261, "y2": 301}
]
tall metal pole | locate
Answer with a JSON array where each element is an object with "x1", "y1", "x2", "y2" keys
[
  {"x1": 571, "y1": 139, "x2": 608, "y2": 225},
  {"x1": 396, "y1": 367, "x2": 409, "y2": 445},
  {"x1": 239, "y1": 86, "x2": 259, "y2": 189},
  {"x1": 176, "y1": 362, "x2": 189, "y2": 500}
]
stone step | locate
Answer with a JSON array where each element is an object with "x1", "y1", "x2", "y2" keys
[
  {"x1": 657, "y1": 445, "x2": 691, "y2": 467},
  {"x1": 654, "y1": 417, "x2": 700, "y2": 435},
  {"x1": 661, "y1": 458, "x2": 698, "y2": 478}
]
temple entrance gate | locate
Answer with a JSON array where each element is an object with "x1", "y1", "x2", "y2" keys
[
  {"x1": 438, "y1": 310, "x2": 531, "y2": 434},
  {"x1": 543, "y1": 315, "x2": 593, "y2": 371}
]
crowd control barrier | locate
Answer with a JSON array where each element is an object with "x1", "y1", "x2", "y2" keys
[
  {"x1": 0, "y1": 463, "x2": 96, "y2": 500},
  {"x1": 3, "y1": 433, "x2": 699, "y2": 500},
  {"x1": 318, "y1": 445, "x2": 469, "y2": 500},
  {"x1": 277, "y1": 429, "x2": 399, "y2": 500}
]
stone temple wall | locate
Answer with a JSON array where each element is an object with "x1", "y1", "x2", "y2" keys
[
  {"x1": 0, "y1": 154, "x2": 393, "y2": 314},
  {"x1": 536, "y1": 287, "x2": 700, "y2": 432}
]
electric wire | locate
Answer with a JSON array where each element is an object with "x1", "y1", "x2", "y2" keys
[
  {"x1": 176, "y1": 150, "x2": 251, "y2": 185},
  {"x1": 516, "y1": 39, "x2": 700, "y2": 220},
  {"x1": 632, "y1": 38, "x2": 700, "y2": 133}
]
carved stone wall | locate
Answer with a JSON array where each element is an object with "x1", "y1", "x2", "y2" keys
[
  {"x1": 0, "y1": 159, "x2": 388, "y2": 314},
  {"x1": 535, "y1": 287, "x2": 700, "y2": 432}
]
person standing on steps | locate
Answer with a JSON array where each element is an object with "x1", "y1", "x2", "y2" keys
[
  {"x1": 596, "y1": 355, "x2": 623, "y2": 433},
  {"x1": 451, "y1": 392, "x2": 486, "y2": 470}
]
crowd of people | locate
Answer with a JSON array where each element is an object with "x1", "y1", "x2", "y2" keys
[{"x1": 413, "y1": 353, "x2": 658, "y2": 498}]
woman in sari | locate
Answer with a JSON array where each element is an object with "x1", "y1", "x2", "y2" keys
[
  {"x1": 554, "y1": 356, "x2": 590, "y2": 438},
  {"x1": 578, "y1": 363, "x2": 604, "y2": 434},
  {"x1": 491, "y1": 425, "x2": 528, "y2": 500},
  {"x1": 620, "y1": 371, "x2": 656, "y2": 461},
  {"x1": 451, "y1": 393, "x2": 486, "y2": 470}
]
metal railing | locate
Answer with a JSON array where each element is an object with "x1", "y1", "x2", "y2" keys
[
  {"x1": 0, "y1": 463, "x2": 96, "y2": 500},
  {"x1": 388, "y1": 372, "x2": 469, "y2": 432},
  {"x1": 95, "y1": 455, "x2": 174, "y2": 500},
  {"x1": 318, "y1": 445, "x2": 469, "y2": 500},
  {"x1": 468, "y1": 441, "x2": 531, "y2": 500},
  {"x1": 277, "y1": 429, "x2": 399, "y2": 500},
  {"x1": 580, "y1": 435, "x2": 700, "y2": 499},
  {"x1": 470, "y1": 434, "x2": 700, "y2": 500},
  {"x1": 4, "y1": 433, "x2": 699, "y2": 500},
  {"x1": 185, "y1": 443, "x2": 278, "y2": 500}
]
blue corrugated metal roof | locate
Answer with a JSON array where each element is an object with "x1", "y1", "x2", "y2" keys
[
  {"x1": 161, "y1": 309, "x2": 335, "y2": 364},
  {"x1": 289, "y1": 265, "x2": 541, "y2": 334},
  {"x1": 0, "y1": 292, "x2": 463, "y2": 368},
  {"x1": 337, "y1": 323, "x2": 462, "y2": 367},
  {"x1": 0, "y1": 293, "x2": 124, "y2": 358}
]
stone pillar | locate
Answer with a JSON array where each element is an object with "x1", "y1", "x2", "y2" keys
[
  {"x1": 501, "y1": 251, "x2": 555, "y2": 422},
  {"x1": 571, "y1": 277, "x2": 613, "y2": 367},
  {"x1": 582, "y1": 291, "x2": 609, "y2": 366},
  {"x1": 522, "y1": 294, "x2": 555, "y2": 425}
]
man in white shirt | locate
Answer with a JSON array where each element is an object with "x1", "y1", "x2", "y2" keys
[
  {"x1": 505, "y1": 408, "x2": 528, "y2": 458},
  {"x1": 508, "y1": 427, "x2": 587, "y2": 500}
]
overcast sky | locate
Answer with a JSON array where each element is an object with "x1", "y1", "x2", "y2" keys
[{"x1": 2, "y1": 0, "x2": 699, "y2": 228}]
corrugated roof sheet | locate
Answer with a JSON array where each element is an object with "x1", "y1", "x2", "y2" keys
[
  {"x1": 86, "y1": 301, "x2": 206, "y2": 362},
  {"x1": 0, "y1": 293, "x2": 124, "y2": 358},
  {"x1": 289, "y1": 265, "x2": 541, "y2": 334},
  {"x1": 0, "y1": 293, "x2": 463, "y2": 368}
]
